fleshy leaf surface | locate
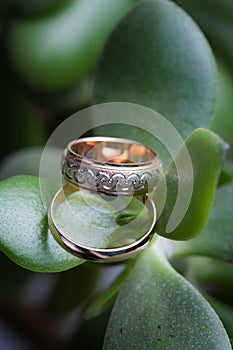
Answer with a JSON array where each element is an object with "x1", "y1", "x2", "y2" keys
[
  {"x1": 172, "y1": 182, "x2": 233, "y2": 260},
  {"x1": 184, "y1": 256, "x2": 233, "y2": 342},
  {"x1": 93, "y1": 0, "x2": 216, "y2": 139},
  {"x1": 155, "y1": 128, "x2": 227, "y2": 240},
  {"x1": 103, "y1": 242, "x2": 231, "y2": 350},
  {"x1": 207, "y1": 298, "x2": 233, "y2": 346},
  {"x1": 0, "y1": 176, "x2": 83, "y2": 272},
  {"x1": 7, "y1": 0, "x2": 137, "y2": 91},
  {"x1": 173, "y1": 0, "x2": 233, "y2": 70},
  {"x1": 0, "y1": 176, "x2": 152, "y2": 271},
  {"x1": 211, "y1": 62, "x2": 233, "y2": 158}
]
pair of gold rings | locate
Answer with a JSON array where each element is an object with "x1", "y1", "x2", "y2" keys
[{"x1": 48, "y1": 137, "x2": 162, "y2": 263}]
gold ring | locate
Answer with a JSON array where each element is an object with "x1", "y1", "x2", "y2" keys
[
  {"x1": 48, "y1": 137, "x2": 161, "y2": 262},
  {"x1": 48, "y1": 184, "x2": 157, "y2": 263},
  {"x1": 62, "y1": 137, "x2": 162, "y2": 195}
]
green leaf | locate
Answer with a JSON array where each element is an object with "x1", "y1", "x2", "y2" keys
[
  {"x1": 177, "y1": 255, "x2": 233, "y2": 345},
  {"x1": 173, "y1": 0, "x2": 233, "y2": 70},
  {"x1": 183, "y1": 256, "x2": 233, "y2": 342},
  {"x1": 155, "y1": 128, "x2": 227, "y2": 240},
  {"x1": 0, "y1": 176, "x2": 83, "y2": 272},
  {"x1": 0, "y1": 176, "x2": 152, "y2": 271},
  {"x1": 103, "y1": 242, "x2": 231, "y2": 350},
  {"x1": 172, "y1": 181, "x2": 233, "y2": 260},
  {"x1": 211, "y1": 62, "x2": 233, "y2": 159},
  {"x1": 93, "y1": 0, "x2": 216, "y2": 139},
  {"x1": 7, "y1": 0, "x2": 137, "y2": 91},
  {"x1": 207, "y1": 298, "x2": 233, "y2": 346}
]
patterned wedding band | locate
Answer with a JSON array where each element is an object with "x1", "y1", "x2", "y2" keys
[
  {"x1": 62, "y1": 137, "x2": 162, "y2": 195},
  {"x1": 48, "y1": 184, "x2": 157, "y2": 263}
]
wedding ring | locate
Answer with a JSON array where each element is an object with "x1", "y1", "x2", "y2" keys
[
  {"x1": 48, "y1": 137, "x2": 160, "y2": 263},
  {"x1": 48, "y1": 184, "x2": 157, "y2": 263},
  {"x1": 62, "y1": 137, "x2": 162, "y2": 195}
]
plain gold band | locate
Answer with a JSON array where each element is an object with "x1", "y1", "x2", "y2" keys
[{"x1": 48, "y1": 184, "x2": 157, "y2": 263}]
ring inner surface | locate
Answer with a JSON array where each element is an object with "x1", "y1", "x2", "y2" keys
[
  {"x1": 70, "y1": 139, "x2": 156, "y2": 165},
  {"x1": 51, "y1": 185, "x2": 153, "y2": 249}
]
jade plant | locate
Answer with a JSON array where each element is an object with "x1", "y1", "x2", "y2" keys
[{"x1": 0, "y1": 0, "x2": 233, "y2": 348}]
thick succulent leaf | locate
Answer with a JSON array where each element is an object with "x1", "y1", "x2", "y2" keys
[
  {"x1": 185, "y1": 257, "x2": 233, "y2": 344},
  {"x1": 184, "y1": 256, "x2": 233, "y2": 342},
  {"x1": 155, "y1": 128, "x2": 227, "y2": 240},
  {"x1": 172, "y1": 182, "x2": 233, "y2": 260},
  {"x1": 93, "y1": 0, "x2": 216, "y2": 139},
  {"x1": 173, "y1": 0, "x2": 233, "y2": 69},
  {"x1": 103, "y1": 242, "x2": 231, "y2": 350},
  {"x1": 0, "y1": 176, "x2": 152, "y2": 271},
  {"x1": 211, "y1": 62, "x2": 233, "y2": 159},
  {"x1": 207, "y1": 298, "x2": 233, "y2": 346},
  {"x1": 0, "y1": 176, "x2": 83, "y2": 272},
  {"x1": 7, "y1": 0, "x2": 137, "y2": 91}
]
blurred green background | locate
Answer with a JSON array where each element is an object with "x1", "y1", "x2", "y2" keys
[{"x1": 0, "y1": 0, "x2": 232, "y2": 349}]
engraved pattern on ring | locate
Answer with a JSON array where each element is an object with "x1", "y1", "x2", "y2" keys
[{"x1": 62, "y1": 157, "x2": 161, "y2": 194}]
